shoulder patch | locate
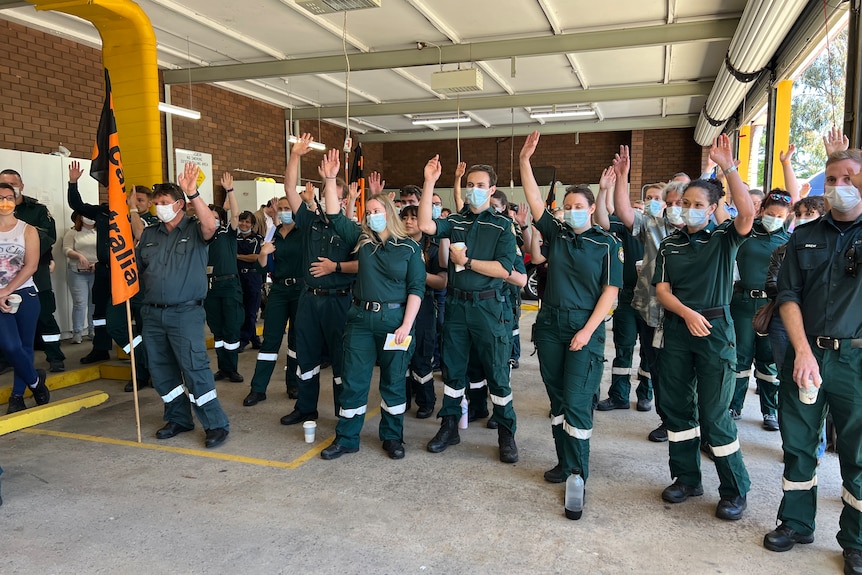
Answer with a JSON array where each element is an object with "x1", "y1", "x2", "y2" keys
[{"x1": 617, "y1": 246, "x2": 625, "y2": 263}]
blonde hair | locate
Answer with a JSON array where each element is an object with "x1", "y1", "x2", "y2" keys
[{"x1": 354, "y1": 193, "x2": 408, "y2": 252}]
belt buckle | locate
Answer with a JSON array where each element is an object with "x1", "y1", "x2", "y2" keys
[
  {"x1": 816, "y1": 336, "x2": 839, "y2": 351},
  {"x1": 368, "y1": 302, "x2": 381, "y2": 312}
]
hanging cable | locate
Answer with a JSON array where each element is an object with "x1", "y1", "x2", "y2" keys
[
  {"x1": 342, "y1": 12, "x2": 352, "y2": 154},
  {"x1": 456, "y1": 96, "x2": 462, "y2": 164},
  {"x1": 509, "y1": 107, "x2": 515, "y2": 188},
  {"x1": 822, "y1": 0, "x2": 838, "y2": 127}
]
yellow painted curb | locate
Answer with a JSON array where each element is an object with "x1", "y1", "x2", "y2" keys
[
  {"x1": 99, "y1": 364, "x2": 133, "y2": 381},
  {"x1": 0, "y1": 391, "x2": 109, "y2": 435},
  {"x1": 0, "y1": 366, "x2": 102, "y2": 404}
]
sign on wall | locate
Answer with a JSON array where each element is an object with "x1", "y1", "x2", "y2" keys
[{"x1": 174, "y1": 148, "x2": 213, "y2": 204}]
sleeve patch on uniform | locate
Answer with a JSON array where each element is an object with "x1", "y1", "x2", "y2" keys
[{"x1": 617, "y1": 246, "x2": 625, "y2": 263}]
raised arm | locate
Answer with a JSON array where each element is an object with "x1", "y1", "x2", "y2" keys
[
  {"x1": 779, "y1": 145, "x2": 801, "y2": 203},
  {"x1": 321, "y1": 149, "x2": 342, "y2": 216},
  {"x1": 284, "y1": 133, "x2": 316, "y2": 213},
  {"x1": 345, "y1": 181, "x2": 360, "y2": 220},
  {"x1": 419, "y1": 155, "x2": 442, "y2": 235},
  {"x1": 612, "y1": 145, "x2": 634, "y2": 230},
  {"x1": 823, "y1": 125, "x2": 850, "y2": 155},
  {"x1": 453, "y1": 161, "x2": 466, "y2": 212},
  {"x1": 221, "y1": 172, "x2": 240, "y2": 229},
  {"x1": 711, "y1": 134, "x2": 753, "y2": 235},
  {"x1": 178, "y1": 162, "x2": 215, "y2": 240},
  {"x1": 518, "y1": 131, "x2": 547, "y2": 222},
  {"x1": 367, "y1": 171, "x2": 385, "y2": 196},
  {"x1": 593, "y1": 166, "x2": 615, "y2": 230}
]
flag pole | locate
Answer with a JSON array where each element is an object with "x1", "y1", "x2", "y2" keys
[{"x1": 125, "y1": 299, "x2": 142, "y2": 443}]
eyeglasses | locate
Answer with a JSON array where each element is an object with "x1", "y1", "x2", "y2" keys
[
  {"x1": 768, "y1": 193, "x2": 792, "y2": 204},
  {"x1": 0, "y1": 195, "x2": 15, "y2": 202},
  {"x1": 846, "y1": 245, "x2": 857, "y2": 278}
]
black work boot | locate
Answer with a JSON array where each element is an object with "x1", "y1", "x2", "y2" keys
[
  {"x1": 427, "y1": 415, "x2": 460, "y2": 453},
  {"x1": 498, "y1": 426, "x2": 519, "y2": 463},
  {"x1": 7, "y1": 394, "x2": 26, "y2": 414}
]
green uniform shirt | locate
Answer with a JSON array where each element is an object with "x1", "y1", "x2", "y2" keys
[
  {"x1": 207, "y1": 225, "x2": 239, "y2": 277},
  {"x1": 777, "y1": 213, "x2": 862, "y2": 338},
  {"x1": 735, "y1": 219, "x2": 789, "y2": 290},
  {"x1": 653, "y1": 220, "x2": 748, "y2": 309},
  {"x1": 329, "y1": 212, "x2": 425, "y2": 303},
  {"x1": 294, "y1": 203, "x2": 354, "y2": 290},
  {"x1": 137, "y1": 214, "x2": 210, "y2": 304},
  {"x1": 609, "y1": 215, "x2": 644, "y2": 290},
  {"x1": 270, "y1": 224, "x2": 304, "y2": 280},
  {"x1": 14, "y1": 195, "x2": 56, "y2": 291},
  {"x1": 534, "y1": 209, "x2": 623, "y2": 309},
  {"x1": 433, "y1": 208, "x2": 516, "y2": 292}
]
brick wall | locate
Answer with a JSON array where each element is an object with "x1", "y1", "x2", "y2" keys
[{"x1": 0, "y1": 20, "x2": 103, "y2": 158}]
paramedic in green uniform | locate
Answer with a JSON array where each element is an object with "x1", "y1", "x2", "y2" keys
[
  {"x1": 729, "y1": 191, "x2": 792, "y2": 429},
  {"x1": 520, "y1": 131, "x2": 622, "y2": 489},
  {"x1": 242, "y1": 195, "x2": 304, "y2": 407},
  {"x1": 318, "y1": 150, "x2": 425, "y2": 460},
  {"x1": 652, "y1": 134, "x2": 753, "y2": 521},
  {"x1": 280, "y1": 134, "x2": 356, "y2": 426},
  {"x1": 137, "y1": 163, "x2": 230, "y2": 449},
  {"x1": 418, "y1": 155, "x2": 520, "y2": 464},
  {"x1": 204, "y1": 172, "x2": 244, "y2": 383},
  {"x1": 763, "y1": 150, "x2": 862, "y2": 575},
  {"x1": 1, "y1": 168, "x2": 65, "y2": 373}
]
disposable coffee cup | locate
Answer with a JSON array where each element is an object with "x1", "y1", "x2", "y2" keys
[
  {"x1": 5, "y1": 293, "x2": 22, "y2": 314},
  {"x1": 303, "y1": 420, "x2": 316, "y2": 443},
  {"x1": 452, "y1": 242, "x2": 467, "y2": 272},
  {"x1": 799, "y1": 379, "x2": 819, "y2": 405}
]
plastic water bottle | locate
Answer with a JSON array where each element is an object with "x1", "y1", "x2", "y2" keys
[
  {"x1": 565, "y1": 469, "x2": 584, "y2": 520},
  {"x1": 459, "y1": 397, "x2": 469, "y2": 429}
]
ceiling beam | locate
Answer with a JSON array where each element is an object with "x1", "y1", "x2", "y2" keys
[
  {"x1": 289, "y1": 80, "x2": 713, "y2": 119},
  {"x1": 356, "y1": 115, "x2": 698, "y2": 143},
  {"x1": 164, "y1": 18, "x2": 739, "y2": 84}
]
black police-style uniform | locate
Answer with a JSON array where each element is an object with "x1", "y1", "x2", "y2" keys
[{"x1": 236, "y1": 229, "x2": 264, "y2": 348}]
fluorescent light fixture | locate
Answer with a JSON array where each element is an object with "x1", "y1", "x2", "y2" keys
[
  {"x1": 288, "y1": 135, "x2": 326, "y2": 151},
  {"x1": 158, "y1": 102, "x2": 201, "y2": 120},
  {"x1": 529, "y1": 107, "x2": 595, "y2": 120},
  {"x1": 411, "y1": 115, "x2": 472, "y2": 126}
]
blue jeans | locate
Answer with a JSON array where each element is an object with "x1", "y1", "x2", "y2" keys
[
  {"x1": 0, "y1": 286, "x2": 41, "y2": 395},
  {"x1": 66, "y1": 268, "x2": 95, "y2": 334},
  {"x1": 769, "y1": 314, "x2": 827, "y2": 460}
]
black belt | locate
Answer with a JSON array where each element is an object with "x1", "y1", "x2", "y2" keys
[
  {"x1": 273, "y1": 277, "x2": 298, "y2": 286},
  {"x1": 239, "y1": 268, "x2": 256, "y2": 274},
  {"x1": 307, "y1": 287, "x2": 351, "y2": 297},
  {"x1": 815, "y1": 336, "x2": 862, "y2": 351},
  {"x1": 452, "y1": 288, "x2": 498, "y2": 301},
  {"x1": 352, "y1": 298, "x2": 403, "y2": 312},
  {"x1": 210, "y1": 274, "x2": 237, "y2": 282},
  {"x1": 147, "y1": 299, "x2": 203, "y2": 309},
  {"x1": 734, "y1": 283, "x2": 767, "y2": 299},
  {"x1": 699, "y1": 306, "x2": 727, "y2": 320}
]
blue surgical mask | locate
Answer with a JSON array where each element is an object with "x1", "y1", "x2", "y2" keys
[
  {"x1": 563, "y1": 209, "x2": 589, "y2": 229},
  {"x1": 760, "y1": 215, "x2": 785, "y2": 232},
  {"x1": 431, "y1": 204, "x2": 443, "y2": 219},
  {"x1": 279, "y1": 211, "x2": 293, "y2": 225},
  {"x1": 665, "y1": 205, "x2": 684, "y2": 225},
  {"x1": 366, "y1": 212, "x2": 387, "y2": 233},
  {"x1": 645, "y1": 200, "x2": 663, "y2": 218},
  {"x1": 465, "y1": 188, "x2": 489, "y2": 208},
  {"x1": 213, "y1": 219, "x2": 221, "y2": 228},
  {"x1": 681, "y1": 207, "x2": 709, "y2": 227}
]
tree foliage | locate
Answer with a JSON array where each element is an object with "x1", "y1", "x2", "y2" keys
[{"x1": 789, "y1": 28, "x2": 847, "y2": 178}]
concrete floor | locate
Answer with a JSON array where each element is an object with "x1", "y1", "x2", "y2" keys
[{"x1": 0, "y1": 306, "x2": 846, "y2": 575}]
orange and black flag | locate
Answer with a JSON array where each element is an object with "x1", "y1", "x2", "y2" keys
[
  {"x1": 91, "y1": 68, "x2": 139, "y2": 305},
  {"x1": 545, "y1": 180, "x2": 557, "y2": 210},
  {"x1": 349, "y1": 141, "x2": 365, "y2": 217}
]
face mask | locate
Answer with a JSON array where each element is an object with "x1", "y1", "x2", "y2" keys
[
  {"x1": 279, "y1": 211, "x2": 293, "y2": 225},
  {"x1": 563, "y1": 209, "x2": 589, "y2": 229},
  {"x1": 367, "y1": 212, "x2": 387, "y2": 233},
  {"x1": 82, "y1": 217, "x2": 95, "y2": 226},
  {"x1": 795, "y1": 217, "x2": 816, "y2": 226},
  {"x1": 0, "y1": 198, "x2": 14, "y2": 216},
  {"x1": 155, "y1": 202, "x2": 179, "y2": 223},
  {"x1": 239, "y1": 228, "x2": 252, "y2": 235},
  {"x1": 665, "y1": 205, "x2": 683, "y2": 225},
  {"x1": 431, "y1": 204, "x2": 442, "y2": 219},
  {"x1": 824, "y1": 185, "x2": 862, "y2": 212},
  {"x1": 645, "y1": 200, "x2": 663, "y2": 218},
  {"x1": 494, "y1": 205, "x2": 505, "y2": 214},
  {"x1": 681, "y1": 207, "x2": 709, "y2": 227},
  {"x1": 12, "y1": 187, "x2": 21, "y2": 198},
  {"x1": 466, "y1": 188, "x2": 489, "y2": 208},
  {"x1": 761, "y1": 215, "x2": 785, "y2": 232},
  {"x1": 213, "y1": 219, "x2": 221, "y2": 228}
]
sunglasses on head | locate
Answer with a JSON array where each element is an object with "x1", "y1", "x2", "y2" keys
[{"x1": 767, "y1": 193, "x2": 792, "y2": 204}]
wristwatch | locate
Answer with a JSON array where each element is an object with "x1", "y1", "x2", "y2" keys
[
  {"x1": 186, "y1": 191, "x2": 201, "y2": 201},
  {"x1": 465, "y1": 258, "x2": 473, "y2": 271}
]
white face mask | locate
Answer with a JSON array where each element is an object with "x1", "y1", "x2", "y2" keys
[
  {"x1": 795, "y1": 217, "x2": 816, "y2": 226},
  {"x1": 155, "y1": 201, "x2": 179, "y2": 223},
  {"x1": 665, "y1": 205, "x2": 684, "y2": 226},
  {"x1": 760, "y1": 215, "x2": 785, "y2": 232},
  {"x1": 82, "y1": 217, "x2": 96, "y2": 226},
  {"x1": 824, "y1": 185, "x2": 861, "y2": 213}
]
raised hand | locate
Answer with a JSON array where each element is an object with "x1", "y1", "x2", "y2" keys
[
  {"x1": 779, "y1": 144, "x2": 796, "y2": 165},
  {"x1": 513, "y1": 202, "x2": 530, "y2": 227},
  {"x1": 613, "y1": 145, "x2": 630, "y2": 177},
  {"x1": 823, "y1": 126, "x2": 850, "y2": 155},
  {"x1": 300, "y1": 182, "x2": 315, "y2": 204},
  {"x1": 68, "y1": 160, "x2": 84, "y2": 183},
  {"x1": 220, "y1": 171, "x2": 234, "y2": 190},
  {"x1": 519, "y1": 131, "x2": 540, "y2": 161},
  {"x1": 425, "y1": 155, "x2": 442, "y2": 184},
  {"x1": 709, "y1": 134, "x2": 735, "y2": 171},
  {"x1": 291, "y1": 133, "x2": 317, "y2": 157},
  {"x1": 321, "y1": 148, "x2": 340, "y2": 180},
  {"x1": 368, "y1": 171, "x2": 385, "y2": 195},
  {"x1": 599, "y1": 166, "x2": 616, "y2": 190},
  {"x1": 178, "y1": 162, "x2": 200, "y2": 196},
  {"x1": 454, "y1": 161, "x2": 466, "y2": 180}
]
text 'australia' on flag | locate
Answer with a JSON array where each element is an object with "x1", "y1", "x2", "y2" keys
[{"x1": 91, "y1": 68, "x2": 139, "y2": 304}]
